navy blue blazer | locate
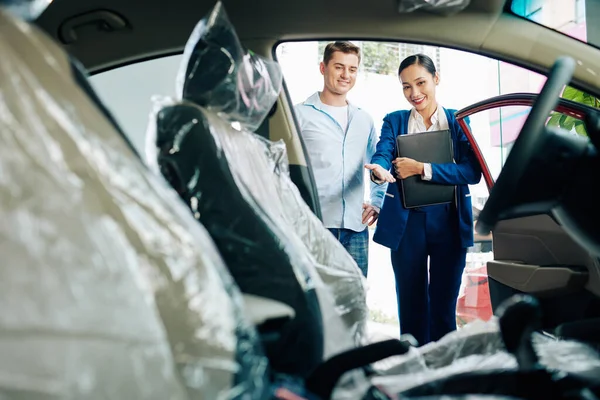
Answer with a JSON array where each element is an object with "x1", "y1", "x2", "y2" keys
[{"x1": 372, "y1": 108, "x2": 482, "y2": 250}]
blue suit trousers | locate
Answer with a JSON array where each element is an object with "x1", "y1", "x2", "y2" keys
[{"x1": 390, "y1": 203, "x2": 467, "y2": 345}]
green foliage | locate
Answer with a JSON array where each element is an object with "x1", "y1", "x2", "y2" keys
[
  {"x1": 316, "y1": 41, "x2": 399, "y2": 75},
  {"x1": 547, "y1": 86, "x2": 600, "y2": 136},
  {"x1": 361, "y1": 42, "x2": 399, "y2": 76}
]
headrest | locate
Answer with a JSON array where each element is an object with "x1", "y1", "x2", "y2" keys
[
  {"x1": 0, "y1": 0, "x2": 51, "y2": 20},
  {"x1": 175, "y1": 1, "x2": 282, "y2": 132}
]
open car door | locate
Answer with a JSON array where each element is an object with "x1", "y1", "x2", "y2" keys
[{"x1": 456, "y1": 92, "x2": 600, "y2": 341}]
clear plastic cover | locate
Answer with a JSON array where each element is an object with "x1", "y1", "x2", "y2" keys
[
  {"x1": 175, "y1": 1, "x2": 282, "y2": 133},
  {"x1": 370, "y1": 318, "x2": 600, "y2": 395},
  {"x1": 0, "y1": 8, "x2": 267, "y2": 400},
  {"x1": 374, "y1": 319, "x2": 504, "y2": 375},
  {"x1": 147, "y1": 98, "x2": 369, "y2": 362},
  {"x1": 151, "y1": 0, "x2": 369, "y2": 364},
  {"x1": 256, "y1": 135, "x2": 374, "y2": 399},
  {"x1": 261, "y1": 137, "x2": 370, "y2": 346},
  {"x1": 397, "y1": 0, "x2": 471, "y2": 14},
  {"x1": 149, "y1": 98, "x2": 326, "y2": 378}
]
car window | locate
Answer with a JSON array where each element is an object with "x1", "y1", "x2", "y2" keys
[
  {"x1": 510, "y1": 0, "x2": 598, "y2": 49},
  {"x1": 508, "y1": 0, "x2": 600, "y2": 133},
  {"x1": 275, "y1": 40, "x2": 599, "y2": 331},
  {"x1": 276, "y1": 41, "x2": 547, "y2": 205},
  {"x1": 468, "y1": 104, "x2": 590, "y2": 179},
  {"x1": 484, "y1": 105, "x2": 531, "y2": 177},
  {"x1": 86, "y1": 39, "x2": 597, "y2": 335},
  {"x1": 90, "y1": 54, "x2": 183, "y2": 154},
  {"x1": 277, "y1": 40, "x2": 598, "y2": 196}
]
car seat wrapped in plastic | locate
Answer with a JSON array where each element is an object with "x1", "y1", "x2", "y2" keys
[
  {"x1": 175, "y1": 1, "x2": 282, "y2": 133},
  {"x1": 370, "y1": 298, "x2": 600, "y2": 398},
  {"x1": 0, "y1": 6, "x2": 268, "y2": 400},
  {"x1": 262, "y1": 138, "x2": 370, "y2": 344},
  {"x1": 149, "y1": 98, "x2": 325, "y2": 377},
  {"x1": 181, "y1": 1, "x2": 370, "y2": 349},
  {"x1": 146, "y1": 0, "x2": 371, "y2": 370},
  {"x1": 178, "y1": 0, "x2": 370, "y2": 351},
  {"x1": 149, "y1": 5, "x2": 324, "y2": 379}
]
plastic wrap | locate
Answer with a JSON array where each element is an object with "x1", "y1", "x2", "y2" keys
[
  {"x1": 532, "y1": 332, "x2": 600, "y2": 382},
  {"x1": 261, "y1": 137, "x2": 370, "y2": 345},
  {"x1": 175, "y1": 1, "x2": 282, "y2": 132},
  {"x1": 397, "y1": 0, "x2": 471, "y2": 14},
  {"x1": 147, "y1": 98, "x2": 370, "y2": 371},
  {"x1": 0, "y1": 8, "x2": 267, "y2": 399},
  {"x1": 149, "y1": 0, "x2": 369, "y2": 369},
  {"x1": 256, "y1": 136, "x2": 373, "y2": 399},
  {"x1": 148, "y1": 97, "x2": 326, "y2": 377},
  {"x1": 369, "y1": 318, "x2": 600, "y2": 395},
  {"x1": 375, "y1": 319, "x2": 504, "y2": 375}
]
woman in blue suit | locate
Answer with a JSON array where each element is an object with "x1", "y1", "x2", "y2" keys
[{"x1": 365, "y1": 54, "x2": 482, "y2": 345}]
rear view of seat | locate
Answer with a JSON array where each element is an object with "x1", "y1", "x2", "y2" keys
[
  {"x1": 146, "y1": 0, "x2": 370, "y2": 379},
  {"x1": 0, "y1": 2, "x2": 268, "y2": 399},
  {"x1": 152, "y1": 103, "x2": 325, "y2": 377}
]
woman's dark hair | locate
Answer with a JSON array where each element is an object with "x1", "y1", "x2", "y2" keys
[{"x1": 398, "y1": 53, "x2": 437, "y2": 77}]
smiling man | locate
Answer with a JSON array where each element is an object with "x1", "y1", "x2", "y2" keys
[{"x1": 294, "y1": 41, "x2": 384, "y2": 277}]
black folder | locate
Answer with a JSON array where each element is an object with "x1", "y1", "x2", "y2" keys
[{"x1": 396, "y1": 129, "x2": 455, "y2": 208}]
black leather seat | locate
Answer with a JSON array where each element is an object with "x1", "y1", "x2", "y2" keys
[{"x1": 154, "y1": 102, "x2": 325, "y2": 377}]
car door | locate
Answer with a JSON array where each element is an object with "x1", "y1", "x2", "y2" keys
[{"x1": 456, "y1": 92, "x2": 600, "y2": 332}]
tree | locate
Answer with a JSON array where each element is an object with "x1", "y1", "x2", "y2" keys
[
  {"x1": 316, "y1": 41, "x2": 400, "y2": 76},
  {"x1": 361, "y1": 42, "x2": 399, "y2": 76},
  {"x1": 547, "y1": 86, "x2": 600, "y2": 136}
]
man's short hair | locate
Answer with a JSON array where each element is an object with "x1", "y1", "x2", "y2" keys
[{"x1": 322, "y1": 41, "x2": 361, "y2": 65}]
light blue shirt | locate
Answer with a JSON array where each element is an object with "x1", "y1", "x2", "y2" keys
[{"x1": 295, "y1": 92, "x2": 385, "y2": 232}]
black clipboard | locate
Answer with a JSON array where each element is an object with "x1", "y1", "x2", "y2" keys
[{"x1": 396, "y1": 129, "x2": 455, "y2": 208}]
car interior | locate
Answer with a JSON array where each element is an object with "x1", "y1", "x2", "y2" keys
[
  {"x1": 2, "y1": 0, "x2": 600, "y2": 399},
  {"x1": 455, "y1": 93, "x2": 600, "y2": 337}
]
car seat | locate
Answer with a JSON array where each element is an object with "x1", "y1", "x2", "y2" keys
[
  {"x1": 145, "y1": 0, "x2": 371, "y2": 379},
  {"x1": 150, "y1": 101, "x2": 325, "y2": 377},
  {"x1": 0, "y1": 3, "x2": 269, "y2": 399}
]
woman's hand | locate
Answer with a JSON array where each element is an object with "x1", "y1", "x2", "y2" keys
[
  {"x1": 364, "y1": 163, "x2": 396, "y2": 183},
  {"x1": 393, "y1": 157, "x2": 424, "y2": 179}
]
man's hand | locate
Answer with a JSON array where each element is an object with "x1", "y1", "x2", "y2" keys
[
  {"x1": 364, "y1": 163, "x2": 396, "y2": 183},
  {"x1": 362, "y1": 203, "x2": 380, "y2": 226},
  {"x1": 393, "y1": 157, "x2": 424, "y2": 179}
]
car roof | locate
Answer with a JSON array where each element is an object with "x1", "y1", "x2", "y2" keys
[{"x1": 36, "y1": 0, "x2": 598, "y2": 93}]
